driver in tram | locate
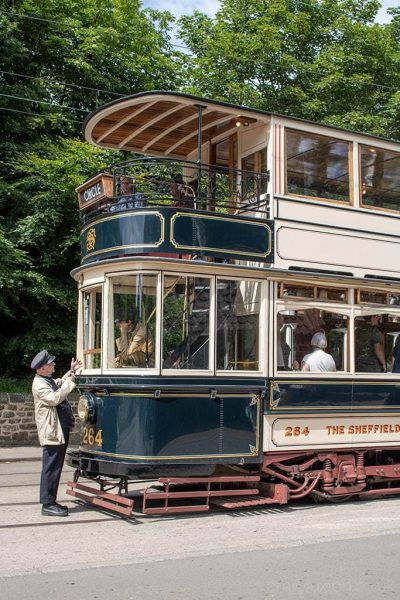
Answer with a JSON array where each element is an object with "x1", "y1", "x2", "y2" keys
[{"x1": 115, "y1": 319, "x2": 154, "y2": 367}]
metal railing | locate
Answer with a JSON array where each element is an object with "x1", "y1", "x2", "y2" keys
[{"x1": 82, "y1": 157, "x2": 269, "y2": 222}]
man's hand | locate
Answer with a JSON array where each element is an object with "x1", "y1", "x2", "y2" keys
[{"x1": 70, "y1": 358, "x2": 83, "y2": 374}]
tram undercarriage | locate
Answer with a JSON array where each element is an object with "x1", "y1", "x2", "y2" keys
[{"x1": 66, "y1": 447, "x2": 400, "y2": 517}]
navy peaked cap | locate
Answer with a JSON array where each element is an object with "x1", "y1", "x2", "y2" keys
[{"x1": 30, "y1": 350, "x2": 56, "y2": 370}]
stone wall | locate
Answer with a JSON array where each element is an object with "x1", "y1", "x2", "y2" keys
[{"x1": 0, "y1": 393, "x2": 80, "y2": 447}]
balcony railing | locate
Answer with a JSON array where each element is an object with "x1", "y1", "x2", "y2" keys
[{"x1": 82, "y1": 157, "x2": 269, "y2": 222}]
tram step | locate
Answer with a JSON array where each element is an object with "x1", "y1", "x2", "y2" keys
[
  {"x1": 142, "y1": 488, "x2": 260, "y2": 500},
  {"x1": 66, "y1": 481, "x2": 134, "y2": 517},
  {"x1": 209, "y1": 495, "x2": 278, "y2": 509},
  {"x1": 144, "y1": 505, "x2": 210, "y2": 515}
]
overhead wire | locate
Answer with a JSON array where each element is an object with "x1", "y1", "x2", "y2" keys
[
  {"x1": 0, "y1": 92, "x2": 90, "y2": 113},
  {"x1": 0, "y1": 69, "x2": 125, "y2": 98},
  {"x1": 0, "y1": 106, "x2": 80, "y2": 121}
]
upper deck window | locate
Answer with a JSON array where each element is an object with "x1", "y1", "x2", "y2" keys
[
  {"x1": 360, "y1": 145, "x2": 400, "y2": 212},
  {"x1": 286, "y1": 130, "x2": 351, "y2": 203}
]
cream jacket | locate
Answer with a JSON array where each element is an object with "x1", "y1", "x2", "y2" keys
[{"x1": 32, "y1": 373, "x2": 76, "y2": 446}]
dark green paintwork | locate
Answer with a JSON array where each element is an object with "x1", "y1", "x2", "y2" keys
[
  {"x1": 80, "y1": 207, "x2": 274, "y2": 264},
  {"x1": 79, "y1": 389, "x2": 261, "y2": 464},
  {"x1": 270, "y1": 380, "x2": 400, "y2": 413}
]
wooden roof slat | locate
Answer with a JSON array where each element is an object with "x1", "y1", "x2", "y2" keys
[
  {"x1": 165, "y1": 115, "x2": 234, "y2": 155},
  {"x1": 96, "y1": 101, "x2": 157, "y2": 144},
  {"x1": 117, "y1": 103, "x2": 183, "y2": 149},
  {"x1": 142, "y1": 108, "x2": 213, "y2": 152}
]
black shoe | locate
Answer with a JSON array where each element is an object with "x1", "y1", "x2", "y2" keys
[
  {"x1": 42, "y1": 504, "x2": 68, "y2": 517},
  {"x1": 55, "y1": 502, "x2": 68, "y2": 510}
]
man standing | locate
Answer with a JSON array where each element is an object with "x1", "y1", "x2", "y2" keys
[{"x1": 31, "y1": 350, "x2": 82, "y2": 517}]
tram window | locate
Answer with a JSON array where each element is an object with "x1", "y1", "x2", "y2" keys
[
  {"x1": 162, "y1": 276, "x2": 211, "y2": 370},
  {"x1": 216, "y1": 279, "x2": 261, "y2": 371},
  {"x1": 110, "y1": 274, "x2": 157, "y2": 369},
  {"x1": 286, "y1": 130, "x2": 351, "y2": 203},
  {"x1": 355, "y1": 314, "x2": 400, "y2": 373},
  {"x1": 279, "y1": 283, "x2": 314, "y2": 299},
  {"x1": 83, "y1": 287, "x2": 102, "y2": 369},
  {"x1": 317, "y1": 287, "x2": 347, "y2": 302},
  {"x1": 360, "y1": 145, "x2": 400, "y2": 212},
  {"x1": 277, "y1": 309, "x2": 348, "y2": 372},
  {"x1": 242, "y1": 148, "x2": 268, "y2": 197},
  {"x1": 279, "y1": 283, "x2": 347, "y2": 302},
  {"x1": 357, "y1": 290, "x2": 400, "y2": 306}
]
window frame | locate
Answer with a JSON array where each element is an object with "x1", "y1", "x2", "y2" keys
[
  {"x1": 284, "y1": 127, "x2": 354, "y2": 206},
  {"x1": 359, "y1": 143, "x2": 400, "y2": 215},
  {"x1": 274, "y1": 281, "x2": 400, "y2": 378},
  {"x1": 80, "y1": 283, "x2": 104, "y2": 374},
  {"x1": 161, "y1": 271, "x2": 215, "y2": 376},
  {"x1": 215, "y1": 275, "x2": 266, "y2": 376},
  {"x1": 104, "y1": 270, "x2": 161, "y2": 375},
  {"x1": 275, "y1": 300, "x2": 352, "y2": 377}
]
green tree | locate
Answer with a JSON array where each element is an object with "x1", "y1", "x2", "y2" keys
[
  {"x1": 0, "y1": 0, "x2": 178, "y2": 377},
  {"x1": 178, "y1": 0, "x2": 400, "y2": 138}
]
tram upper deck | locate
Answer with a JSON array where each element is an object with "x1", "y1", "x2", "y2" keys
[{"x1": 77, "y1": 90, "x2": 400, "y2": 280}]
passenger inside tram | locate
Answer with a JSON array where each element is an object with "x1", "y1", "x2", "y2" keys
[
  {"x1": 278, "y1": 309, "x2": 347, "y2": 372},
  {"x1": 355, "y1": 315, "x2": 385, "y2": 373},
  {"x1": 300, "y1": 332, "x2": 336, "y2": 372},
  {"x1": 115, "y1": 319, "x2": 154, "y2": 368}
]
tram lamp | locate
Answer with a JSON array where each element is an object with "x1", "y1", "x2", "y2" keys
[
  {"x1": 77, "y1": 394, "x2": 96, "y2": 423},
  {"x1": 77, "y1": 396, "x2": 89, "y2": 422}
]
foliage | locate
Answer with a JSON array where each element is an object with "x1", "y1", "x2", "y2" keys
[
  {"x1": 178, "y1": 0, "x2": 400, "y2": 139},
  {"x1": 0, "y1": 0, "x2": 180, "y2": 377}
]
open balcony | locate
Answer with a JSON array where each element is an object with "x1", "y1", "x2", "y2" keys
[
  {"x1": 79, "y1": 156, "x2": 269, "y2": 223},
  {"x1": 78, "y1": 157, "x2": 273, "y2": 266}
]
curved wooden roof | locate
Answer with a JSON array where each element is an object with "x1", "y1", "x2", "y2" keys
[{"x1": 83, "y1": 91, "x2": 263, "y2": 157}]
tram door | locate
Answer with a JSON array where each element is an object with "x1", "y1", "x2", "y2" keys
[{"x1": 210, "y1": 134, "x2": 237, "y2": 212}]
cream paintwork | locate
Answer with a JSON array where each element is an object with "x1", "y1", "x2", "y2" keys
[
  {"x1": 275, "y1": 225, "x2": 400, "y2": 276},
  {"x1": 264, "y1": 413, "x2": 400, "y2": 452},
  {"x1": 276, "y1": 197, "x2": 400, "y2": 238}
]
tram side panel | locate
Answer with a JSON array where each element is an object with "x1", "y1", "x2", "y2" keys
[
  {"x1": 74, "y1": 384, "x2": 264, "y2": 478},
  {"x1": 264, "y1": 380, "x2": 400, "y2": 453}
]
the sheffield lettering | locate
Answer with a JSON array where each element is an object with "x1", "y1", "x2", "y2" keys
[
  {"x1": 82, "y1": 182, "x2": 103, "y2": 203},
  {"x1": 326, "y1": 423, "x2": 400, "y2": 435}
]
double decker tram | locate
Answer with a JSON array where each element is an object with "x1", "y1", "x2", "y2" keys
[{"x1": 67, "y1": 91, "x2": 400, "y2": 515}]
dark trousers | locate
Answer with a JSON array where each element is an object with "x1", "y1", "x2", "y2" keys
[{"x1": 40, "y1": 428, "x2": 70, "y2": 505}]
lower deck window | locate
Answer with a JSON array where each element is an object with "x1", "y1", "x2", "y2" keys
[
  {"x1": 217, "y1": 279, "x2": 261, "y2": 371},
  {"x1": 110, "y1": 274, "x2": 157, "y2": 369},
  {"x1": 355, "y1": 314, "x2": 400, "y2": 373},
  {"x1": 83, "y1": 286, "x2": 102, "y2": 369},
  {"x1": 278, "y1": 309, "x2": 348, "y2": 372},
  {"x1": 162, "y1": 275, "x2": 211, "y2": 370}
]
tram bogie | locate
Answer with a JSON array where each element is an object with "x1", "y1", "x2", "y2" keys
[{"x1": 67, "y1": 91, "x2": 400, "y2": 515}]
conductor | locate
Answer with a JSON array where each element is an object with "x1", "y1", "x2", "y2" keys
[{"x1": 31, "y1": 350, "x2": 82, "y2": 517}]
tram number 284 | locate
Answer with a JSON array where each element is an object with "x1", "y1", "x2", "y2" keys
[
  {"x1": 82, "y1": 427, "x2": 103, "y2": 447},
  {"x1": 285, "y1": 426, "x2": 310, "y2": 437}
]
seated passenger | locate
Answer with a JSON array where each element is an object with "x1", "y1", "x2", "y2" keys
[
  {"x1": 110, "y1": 177, "x2": 147, "y2": 212},
  {"x1": 115, "y1": 319, "x2": 154, "y2": 367},
  {"x1": 301, "y1": 332, "x2": 336, "y2": 372},
  {"x1": 170, "y1": 179, "x2": 194, "y2": 208}
]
